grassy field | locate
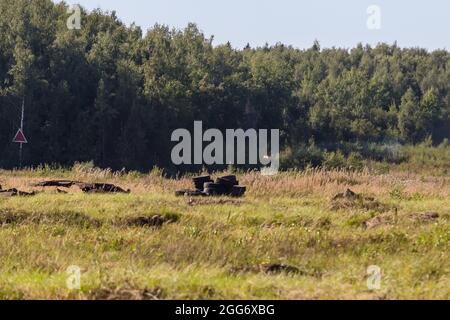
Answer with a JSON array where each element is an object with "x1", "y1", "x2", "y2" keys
[{"x1": 0, "y1": 161, "x2": 449, "y2": 300}]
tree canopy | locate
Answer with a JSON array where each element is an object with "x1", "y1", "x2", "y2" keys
[{"x1": 1, "y1": 0, "x2": 449, "y2": 171}]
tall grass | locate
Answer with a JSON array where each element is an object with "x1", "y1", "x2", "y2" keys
[{"x1": 0, "y1": 161, "x2": 448, "y2": 299}]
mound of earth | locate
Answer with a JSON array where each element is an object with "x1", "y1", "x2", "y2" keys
[
  {"x1": 0, "y1": 185, "x2": 36, "y2": 197},
  {"x1": 364, "y1": 216, "x2": 394, "y2": 229},
  {"x1": 330, "y1": 189, "x2": 391, "y2": 212},
  {"x1": 33, "y1": 180, "x2": 130, "y2": 194},
  {"x1": 230, "y1": 263, "x2": 301, "y2": 275},
  {"x1": 409, "y1": 212, "x2": 440, "y2": 222},
  {"x1": 124, "y1": 214, "x2": 179, "y2": 228}
]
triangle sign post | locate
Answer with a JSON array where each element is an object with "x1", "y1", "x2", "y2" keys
[
  {"x1": 13, "y1": 128, "x2": 28, "y2": 144},
  {"x1": 13, "y1": 98, "x2": 27, "y2": 168}
]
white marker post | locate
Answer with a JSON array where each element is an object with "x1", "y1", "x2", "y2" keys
[{"x1": 12, "y1": 98, "x2": 28, "y2": 168}]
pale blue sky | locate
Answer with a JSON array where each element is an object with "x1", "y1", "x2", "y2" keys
[{"x1": 59, "y1": 0, "x2": 449, "y2": 50}]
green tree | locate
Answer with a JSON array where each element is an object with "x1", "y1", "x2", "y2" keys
[{"x1": 398, "y1": 88, "x2": 425, "y2": 142}]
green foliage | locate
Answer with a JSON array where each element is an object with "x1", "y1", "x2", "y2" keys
[
  {"x1": 0, "y1": 0, "x2": 449, "y2": 172},
  {"x1": 322, "y1": 150, "x2": 346, "y2": 169},
  {"x1": 347, "y1": 152, "x2": 364, "y2": 170}
]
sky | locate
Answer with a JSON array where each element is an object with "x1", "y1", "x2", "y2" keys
[{"x1": 59, "y1": 0, "x2": 449, "y2": 50}]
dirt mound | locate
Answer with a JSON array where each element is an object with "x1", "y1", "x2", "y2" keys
[
  {"x1": 186, "y1": 198, "x2": 245, "y2": 206},
  {"x1": 0, "y1": 185, "x2": 36, "y2": 197},
  {"x1": 33, "y1": 180, "x2": 130, "y2": 194},
  {"x1": 330, "y1": 189, "x2": 391, "y2": 212},
  {"x1": 33, "y1": 180, "x2": 80, "y2": 188},
  {"x1": 332, "y1": 188, "x2": 359, "y2": 200},
  {"x1": 363, "y1": 212, "x2": 440, "y2": 229},
  {"x1": 125, "y1": 214, "x2": 179, "y2": 228},
  {"x1": 364, "y1": 216, "x2": 393, "y2": 229},
  {"x1": 260, "y1": 263, "x2": 300, "y2": 274},
  {"x1": 230, "y1": 263, "x2": 301, "y2": 275},
  {"x1": 409, "y1": 212, "x2": 440, "y2": 223},
  {"x1": 77, "y1": 183, "x2": 130, "y2": 194}
]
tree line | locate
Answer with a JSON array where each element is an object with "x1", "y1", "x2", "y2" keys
[{"x1": 0, "y1": 0, "x2": 449, "y2": 171}]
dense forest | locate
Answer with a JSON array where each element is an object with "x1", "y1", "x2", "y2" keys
[{"x1": 0, "y1": 0, "x2": 449, "y2": 171}]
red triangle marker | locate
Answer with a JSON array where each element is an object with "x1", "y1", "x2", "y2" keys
[{"x1": 13, "y1": 129, "x2": 28, "y2": 144}]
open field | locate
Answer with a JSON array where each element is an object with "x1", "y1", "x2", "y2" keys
[{"x1": 0, "y1": 164, "x2": 449, "y2": 300}]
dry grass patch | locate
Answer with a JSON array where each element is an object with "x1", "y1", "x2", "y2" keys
[{"x1": 0, "y1": 167, "x2": 448, "y2": 299}]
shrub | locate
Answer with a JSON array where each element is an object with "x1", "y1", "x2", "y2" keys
[{"x1": 322, "y1": 150, "x2": 346, "y2": 169}]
